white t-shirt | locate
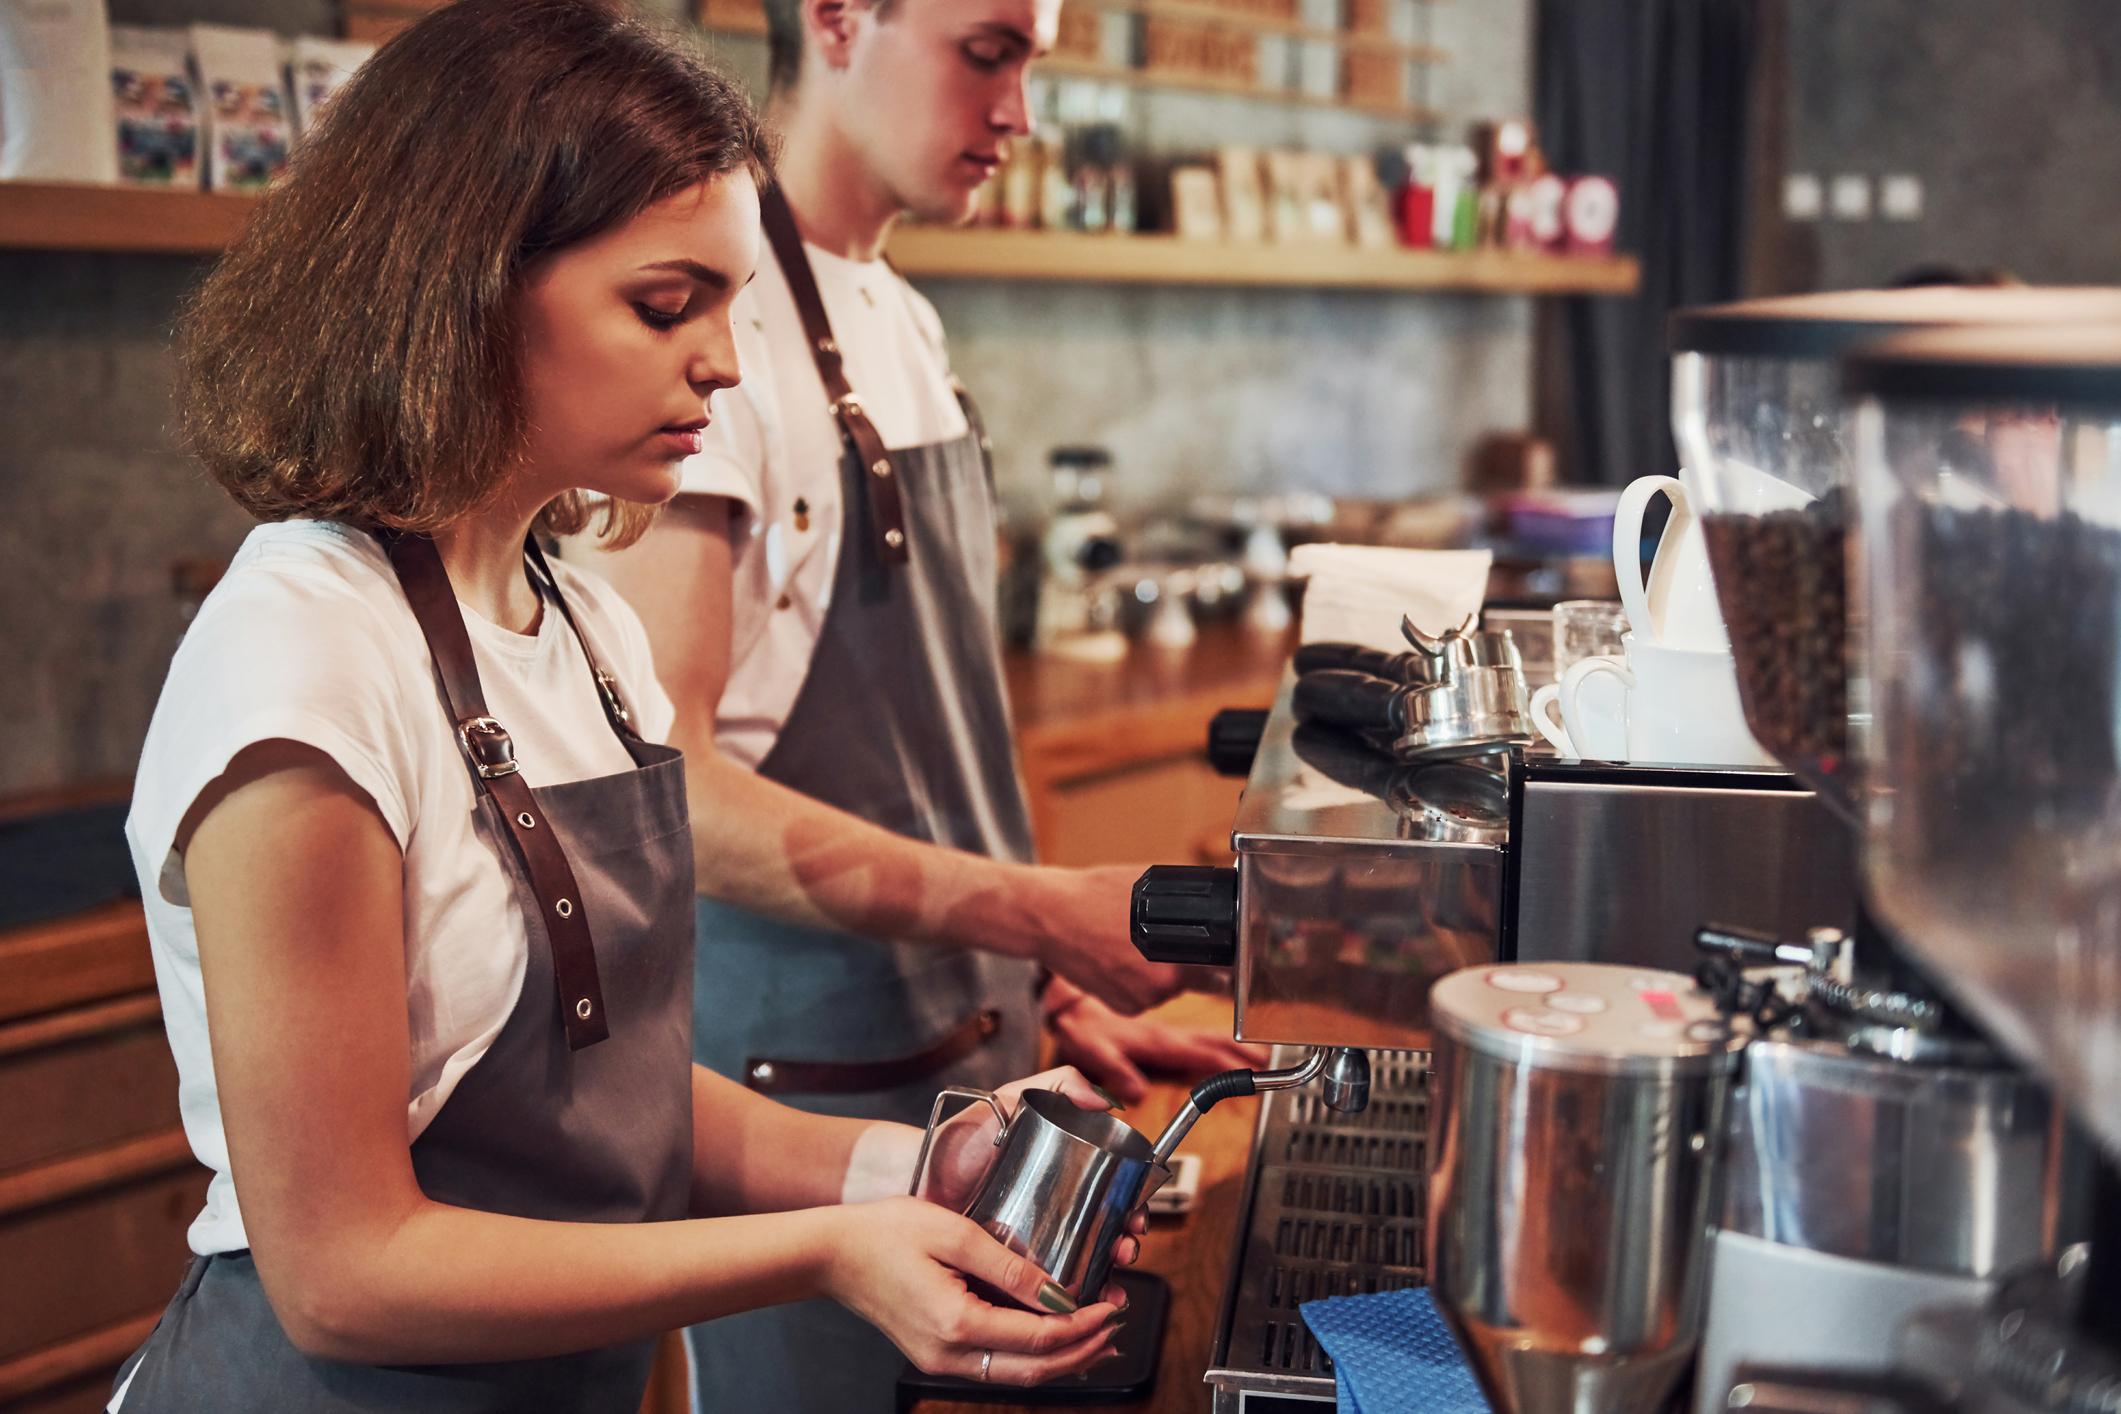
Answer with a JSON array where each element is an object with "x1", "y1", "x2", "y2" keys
[
  {"x1": 124, "y1": 520, "x2": 676, "y2": 1258},
  {"x1": 678, "y1": 233, "x2": 968, "y2": 767}
]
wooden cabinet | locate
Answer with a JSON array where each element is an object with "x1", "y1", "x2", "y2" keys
[{"x1": 0, "y1": 906, "x2": 203, "y2": 1412}]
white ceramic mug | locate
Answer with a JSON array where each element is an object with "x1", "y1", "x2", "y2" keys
[
  {"x1": 1530, "y1": 671, "x2": 1626, "y2": 759},
  {"x1": 1612, "y1": 473, "x2": 1728, "y2": 652},
  {"x1": 1560, "y1": 634, "x2": 1774, "y2": 768}
]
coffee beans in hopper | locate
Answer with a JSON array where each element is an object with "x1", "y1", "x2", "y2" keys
[{"x1": 1703, "y1": 489, "x2": 1852, "y2": 776}]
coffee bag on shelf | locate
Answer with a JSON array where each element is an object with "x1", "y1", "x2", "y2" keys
[
  {"x1": 189, "y1": 23, "x2": 291, "y2": 192},
  {"x1": 0, "y1": 0, "x2": 118, "y2": 182},
  {"x1": 110, "y1": 25, "x2": 200, "y2": 188}
]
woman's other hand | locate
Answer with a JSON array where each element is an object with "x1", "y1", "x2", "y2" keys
[{"x1": 819, "y1": 1197, "x2": 1125, "y2": 1385}]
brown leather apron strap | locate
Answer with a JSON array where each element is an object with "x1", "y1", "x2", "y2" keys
[
  {"x1": 758, "y1": 183, "x2": 911, "y2": 566},
  {"x1": 742, "y1": 1008, "x2": 1003, "y2": 1096},
  {"x1": 379, "y1": 530, "x2": 610, "y2": 1051}
]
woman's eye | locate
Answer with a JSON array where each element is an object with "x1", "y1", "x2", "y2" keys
[
  {"x1": 963, "y1": 41, "x2": 1008, "y2": 70},
  {"x1": 634, "y1": 302, "x2": 685, "y2": 331}
]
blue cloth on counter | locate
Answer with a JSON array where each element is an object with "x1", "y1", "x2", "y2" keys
[{"x1": 1300, "y1": 1287, "x2": 1493, "y2": 1414}]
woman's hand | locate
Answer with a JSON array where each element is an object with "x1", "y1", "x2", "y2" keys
[
  {"x1": 914, "y1": 1066, "x2": 1148, "y2": 1272},
  {"x1": 1046, "y1": 982, "x2": 1268, "y2": 1107},
  {"x1": 819, "y1": 1196, "x2": 1124, "y2": 1385}
]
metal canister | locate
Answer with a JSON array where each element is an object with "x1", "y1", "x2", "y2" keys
[{"x1": 1427, "y1": 962, "x2": 1745, "y2": 1414}]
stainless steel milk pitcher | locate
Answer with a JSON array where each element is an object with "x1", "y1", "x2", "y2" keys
[
  {"x1": 913, "y1": 1047, "x2": 1372, "y2": 1307},
  {"x1": 914, "y1": 1087, "x2": 1161, "y2": 1307}
]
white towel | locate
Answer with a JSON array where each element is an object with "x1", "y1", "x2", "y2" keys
[{"x1": 1290, "y1": 544, "x2": 1492, "y2": 653}]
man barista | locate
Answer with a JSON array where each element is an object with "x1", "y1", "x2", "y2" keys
[{"x1": 591, "y1": 0, "x2": 1259, "y2": 1406}]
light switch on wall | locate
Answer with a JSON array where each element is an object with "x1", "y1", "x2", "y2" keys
[
  {"x1": 1783, "y1": 173, "x2": 1823, "y2": 221},
  {"x1": 1880, "y1": 174, "x2": 1925, "y2": 221},
  {"x1": 1830, "y1": 174, "x2": 1873, "y2": 221}
]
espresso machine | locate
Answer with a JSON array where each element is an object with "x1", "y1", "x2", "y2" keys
[
  {"x1": 1721, "y1": 320, "x2": 2121, "y2": 1411},
  {"x1": 1131, "y1": 688, "x2": 1854, "y2": 1409}
]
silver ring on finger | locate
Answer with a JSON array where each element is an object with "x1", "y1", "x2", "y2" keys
[{"x1": 978, "y1": 1349, "x2": 994, "y2": 1382}]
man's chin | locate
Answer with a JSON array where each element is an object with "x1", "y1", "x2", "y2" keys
[{"x1": 904, "y1": 185, "x2": 984, "y2": 229}]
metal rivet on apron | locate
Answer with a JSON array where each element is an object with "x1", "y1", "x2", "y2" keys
[
  {"x1": 517, "y1": 811, "x2": 535, "y2": 828},
  {"x1": 870, "y1": 459, "x2": 892, "y2": 478},
  {"x1": 750, "y1": 1061, "x2": 776, "y2": 1085},
  {"x1": 576, "y1": 998, "x2": 593, "y2": 1020},
  {"x1": 817, "y1": 337, "x2": 838, "y2": 357},
  {"x1": 555, "y1": 897, "x2": 574, "y2": 918},
  {"x1": 884, "y1": 528, "x2": 905, "y2": 550}
]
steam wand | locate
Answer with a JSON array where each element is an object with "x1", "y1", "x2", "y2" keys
[{"x1": 1149, "y1": 1046, "x2": 1371, "y2": 1169}]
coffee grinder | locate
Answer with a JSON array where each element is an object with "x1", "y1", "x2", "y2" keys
[
  {"x1": 1720, "y1": 321, "x2": 2121, "y2": 1412},
  {"x1": 1665, "y1": 292, "x2": 2121, "y2": 1410}
]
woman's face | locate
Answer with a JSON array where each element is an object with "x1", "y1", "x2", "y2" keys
[{"x1": 514, "y1": 171, "x2": 761, "y2": 507}]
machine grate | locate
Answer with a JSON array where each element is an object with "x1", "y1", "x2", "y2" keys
[{"x1": 1208, "y1": 1051, "x2": 1435, "y2": 1404}]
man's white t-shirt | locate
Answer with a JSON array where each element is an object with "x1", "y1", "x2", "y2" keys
[
  {"x1": 124, "y1": 519, "x2": 676, "y2": 1258},
  {"x1": 679, "y1": 233, "x2": 968, "y2": 767}
]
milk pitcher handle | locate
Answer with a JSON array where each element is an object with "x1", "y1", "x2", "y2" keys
[{"x1": 909, "y1": 1086, "x2": 1012, "y2": 1199}]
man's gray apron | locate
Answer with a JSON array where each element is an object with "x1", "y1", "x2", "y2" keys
[
  {"x1": 110, "y1": 533, "x2": 695, "y2": 1413},
  {"x1": 686, "y1": 187, "x2": 1040, "y2": 1414}
]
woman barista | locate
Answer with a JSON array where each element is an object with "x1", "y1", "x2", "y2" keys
[{"x1": 109, "y1": 3, "x2": 1132, "y2": 1408}]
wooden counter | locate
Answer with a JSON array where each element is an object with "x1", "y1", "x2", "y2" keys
[
  {"x1": 1005, "y1": 625, "x2": 1292, "y2": 869},
  {"x1": 912, "y1": 993, "x2": 1261, "y2": 1414}
]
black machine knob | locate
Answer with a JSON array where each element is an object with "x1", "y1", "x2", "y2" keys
[
  {"x1": 1206, "y1": 708, "x2": 1269, "y2": 778},
  {"x1": 1131, "y1": 865, "x2": 1238, "y2": 968}
]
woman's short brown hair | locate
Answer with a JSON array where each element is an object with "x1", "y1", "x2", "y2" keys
[{"x1": 178, "y1": 0, "x2": 771, "y2": 548}]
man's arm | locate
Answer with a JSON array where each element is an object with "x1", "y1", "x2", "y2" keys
[{"x1": 594, "y1": 497, "x2": 1178, "y2": 1014}]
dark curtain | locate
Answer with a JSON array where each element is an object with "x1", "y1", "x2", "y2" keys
[{"x1": 1534, "y1": 0, "x2": 1758, "y2": 485}]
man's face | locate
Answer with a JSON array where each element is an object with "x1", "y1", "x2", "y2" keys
[{"x1": 834, "y1": 0, "x2": 1061, "y2": 225}]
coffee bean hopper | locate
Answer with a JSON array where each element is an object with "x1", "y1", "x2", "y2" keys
[
  {"x1": 1665, "y1": 294, "x2": 2121, "y2": 1411},
  {"x1": 1709, "y1": 321, "x2": 2121, "y2": 1414}
]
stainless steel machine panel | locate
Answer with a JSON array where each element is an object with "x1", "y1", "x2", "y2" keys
[
  {"x1": 1513, "y1": 774, "x2": 1858, "y2": 976},
  {"x1": 1232, "y1": 690, "x2": 1503, "y2": 1049},
  {"x1": 1207, "y1": 1050, "x2": 1433, "y2": 1411}
]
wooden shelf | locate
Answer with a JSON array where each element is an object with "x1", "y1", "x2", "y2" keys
[
  {"x1": 1036, "y1": 54, "x2": 1439, "y2": 123},
  {"x1": 0, "y1": 181, "x2": 253, "y2": 256},
  {"x1": 0, "y1": 183, "x2": 1639, "y2": 296},
  {"x1": 888, "y1": 226, "x2": 1641, "y2": 295},
  {"x1": 1089, "y1": 0, "x2": 1447, "y2": 61}
]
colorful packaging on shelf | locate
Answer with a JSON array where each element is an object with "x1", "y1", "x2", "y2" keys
[
  {"x1": 0, "y1": 0, "x2": 119, "y2": 182},
  {"x1": 288, "y1": 36, "x2": 373, "y2": 136},
  {"x1": 110, "y1": 26, "x2": 200, "y2": 188},
  {"x1": 189, "y1": 23, "x2": 292, "y2": 192},
  {"x1": 1564, "y1": 176, "x2": 1619, "y2": 255}
]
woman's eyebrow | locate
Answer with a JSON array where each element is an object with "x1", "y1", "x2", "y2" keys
[{"x1": 639, "y1": 258, "x2": 733, "y2": 290}]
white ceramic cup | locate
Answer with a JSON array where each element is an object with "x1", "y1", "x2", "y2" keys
[
  {"x1": 1613, "y1": 473, "x2": 1728, "y2": 652},
  {"x1": 1530, "y1": 672, "x2": 1626, "y2": 758},
  {"x1": 1559, "y1": 634, "x2": 1774, "y2": 768}
]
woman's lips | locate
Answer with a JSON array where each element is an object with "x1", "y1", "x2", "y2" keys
[{"x1": 658, "y1": 426, "x2": 706, "y2": 455}]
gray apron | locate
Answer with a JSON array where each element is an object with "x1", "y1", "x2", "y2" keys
[
  {"x1": 112, "y1": 533, "x2": 696, "y2": 1413},
  {"x1": 687, "y1": 187, "x2": 1040, "y2": 1414}
]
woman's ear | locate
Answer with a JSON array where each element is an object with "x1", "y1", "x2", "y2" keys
[{"x1": 803, "y1": 0, "x2": 861, "y2": 73}]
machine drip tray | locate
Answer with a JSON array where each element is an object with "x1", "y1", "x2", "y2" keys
[{"x1": 1207, "y1": 1050, "x2": 1433, "y2": 1410}]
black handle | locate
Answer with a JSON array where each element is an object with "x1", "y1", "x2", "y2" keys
[
  {"x1": 1292, "y1": 642, "x2": 1417, "y2": 682},
  {"x1": 1130, "y1": 865, "x2": 1238, "y2": 968},
  {"x1": 1205, "y1": 708, "x2": 1269, "y2": 778},
  {"x1": 1187, "y1": 1067, "x2": 1258, "y2": 1112},
  {"x1": 1292, "y1": 670, "x2": 1406, "y2": 736},
  {"x1": 1693, "y1": 922, "x2": 1795, "y2": 967}
]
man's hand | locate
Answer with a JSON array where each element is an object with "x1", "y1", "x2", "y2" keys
[
  {"x1": 1044, "y1": 980, "x2": 1267, "y2": 1107},
  {"x1": 1024, "y1": 865, "x2": 1183, "y2": 1015}
]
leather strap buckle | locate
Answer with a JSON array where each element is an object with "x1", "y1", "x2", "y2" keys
[
  {"x1": 455, "y1": 716, "x2": 520, "y2": 779},
  {"x1": 593, "y1": 670, "x2": 632, "y2": 732}
]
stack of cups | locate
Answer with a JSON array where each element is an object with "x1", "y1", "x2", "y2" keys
[{"x1": 1529, "y1": 474, "x2": 1772, "y2": 767}]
